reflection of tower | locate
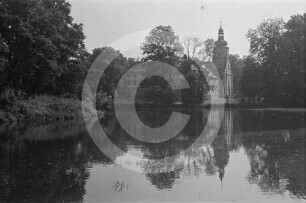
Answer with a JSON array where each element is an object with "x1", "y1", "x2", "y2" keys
[
  {"x1": 211, "y1": 110, "x2": 231, "y2": 182},
  {"x1": 203, "y1": 109, "x2": 223, "y2": 143},
  {"x1": 211, "y1": 133, "x2": 229, "y2": 182},
  {"x1": 223, "y1": 109, "x2": 233, "y2": 147},
  {"x1": 213, "y1": 23, "x2": 233, "y2": 99}
]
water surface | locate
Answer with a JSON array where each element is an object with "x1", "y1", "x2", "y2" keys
[{"x1": 0, "y1": 108, "x2": 305, "y2": 202}]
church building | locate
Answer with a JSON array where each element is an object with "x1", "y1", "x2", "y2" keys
[
  {"x1": 201, "y1": 24, "x2": 233, "y2": 103},
  {"x1": 212, "y1": 24, "x2": 233, "y2": 99}
]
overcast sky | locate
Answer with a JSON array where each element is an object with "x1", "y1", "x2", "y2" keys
[{"x1": 68, "y1": 0, "x2": 306, "y2": 58}]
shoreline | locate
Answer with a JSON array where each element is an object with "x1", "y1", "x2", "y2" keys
[
  {"x1": 1, "y1": 96, "x2": 305, "y2": 124},
  {"x1": 0, "y1": 95, "x2": 105, "y2": 124}
]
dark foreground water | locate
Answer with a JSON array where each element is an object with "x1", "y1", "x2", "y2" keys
[{"x1": 0, "y1": 108, "x2": 305, "y2": 202}]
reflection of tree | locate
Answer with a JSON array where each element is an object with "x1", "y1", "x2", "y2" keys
[
  {"x1": 182, "y1": 146, "x2": 216, "y2": 177},
  {"x1": 103, "y1": 108, "x2": 237, "y2": 190},
  {"x1": 0, "y1": 121, "x2": 112, "y2": 202},
  {"x1": 140, "y1": 109, "x2": 205, "y2": 172},
  {"x1": 112, "y1": 181, "x2": 128, "y2": 193},
  {"x1": 240, "y1": 110, "x2": 305, "y2": 132},
  {"x1": 140, "y1": 109, "x2": 235, "y2": 187},
  {"x1": 145, "y1": 170, "x2": 182, "y2": 190},
  {"x1": 5, "y1": 109, "x2": 304, "y2": 200},
  {"x1": 211, "y1": 132, "x2": 230, "y2": 181},
  {"x1": 243, "y1": 130, "x2": 306, "y2": 198}
]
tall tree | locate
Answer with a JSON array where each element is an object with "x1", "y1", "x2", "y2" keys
[
  {"x1": 200, "y1": 38, "x2": 215, "y2": 62},
  {"x1": 240, "y1": 56, "x2": 262, "y2": 102},
  {"x1": 0, "y1": 0, "x2": 87, "y2": 95},
  {"x1": 281, "y1": 14, "x2": 306, "y2": 105},
  {"x1": 243, "y1": 14, "x2": 305, "y2": 106},
  {"x1": 182, "y1": 37, "x2": 202, "y2": 60},
  {"x1": 88, "y1": 47, "x2": 128, "y2": 96},
  {"x1": 141, "y1": 25, "x2": 183, "y2": 65},
  {"x1": 178, "y1": 60, "x2": 208, "y2": 106},
  {"x1": 246, "y1": 18, "x2": 285, "y2": 103},
  {"x1": 229, "y1": 54, "x2": 243, "y2": 95}
]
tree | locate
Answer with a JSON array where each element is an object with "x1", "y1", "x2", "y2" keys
[
  {"x1": 141, "y1": 25, "x2": 183, "y2": 65},
  {"x1": 0, "y1": 0, "x2": 87, "y2": 95},
  {"x1": 88, "y1": 47, "x2": 128, "y2": 96},
  {"x1": 182, "y1": 38, "x2": 215, "y2": 62},
  {"x1": 0, "y1": 34, "x2": 8, "y2": 71},
  {"x1": 240, "y1": 56, "x2": 262, "y2": 102},
  {"x1": 182, "y1": 37, "x2": 202, "y2": 60},
  {"x1": 247, "y1": 18, "x2": 285, "y2": 63},
  {"x1": 178, "y1": 60, "x2": 208, "y2": 106},
  {"x1": 229, "y1": 54, "x2": 244, "y2": 95},
  {"x1": 281, "y1": 14, "x2": 306, "y2": 105},
  {"x1": 200, "y1": 38, "x2": 215, "y2": 62},
  {"x1": 244, "y1": 15, "x2": 305, "y2": 106}
]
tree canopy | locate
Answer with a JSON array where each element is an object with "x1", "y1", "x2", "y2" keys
[
  {"x1": 0, "y1": 0, "x2": 87, "y2": 95},
  {"x1": 241, "y1": 14, "x2": 305, "y2": 105},
  {"x1": 141, "y1": 25, "x2": 183, "y2": 65}
]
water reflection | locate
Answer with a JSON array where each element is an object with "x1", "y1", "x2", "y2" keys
[
  {"x1": 0, "y1": 121, "x2": 111, "y2": 202},
  {"x1": 0, "y1": 109, "x2": 305, "y2": 202}
]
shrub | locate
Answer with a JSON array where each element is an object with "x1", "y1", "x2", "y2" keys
[
  {"x1": 96, "y1": 91, "x2": 113, "y2": 110},
  {"x1": 16, "y1": 95, "x2": 82, "y2": 121},
  {"x1": 0, "y1": 88, "x2": 27, "y2": 106}
]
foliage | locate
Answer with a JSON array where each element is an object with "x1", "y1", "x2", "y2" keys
[
  {"x1": 178, "y1": 60, "x2": 208, "y2": 106},
  {"x1": 88, "y1": 47, "x2": 129, "y2": 97},
  {"x1": 200, "y1": 38, "x2": 215, "y2": 62},
  {"x1": 137, "y1": 76, "x2": 173, "y2": 107},
  {"x1": 96, "y1": 91, "x2": 113, "y2": 110},
  {"x1": 0, "y1": 0, "x2": 88, "y2": 95},
  {"x1": 182, "y1": 37, "x2": 202, "y2": 60},
  {"x1": 0, "y1": 95, "x2": 86, "y2": 123},
  {"x1": 181, "y1": 37, "x2": 215, "y2": 62},
  {"x1": 141, "y1": 25, "x2": 183, "y2": 65},
  {"x1": 0, "y1": 87, "x2": 27, "y2": 106},
  {"x1": 242, "y1": 14, "x2": 305, "y2": 106},
  {"x1": 0, "y1": 33, "x2": 8, "y2": 71},
  {"x1": 247, "y1": 18, "x2": 285, "y2": 63},
  {"x1": 229, "y1": 54, "x2": 243, "y2": 95},
  {"x1": 240, "y1": 56, "x2": 263, "y2": 102}
]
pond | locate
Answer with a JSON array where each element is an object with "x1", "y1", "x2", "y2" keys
[{"x1": 0, "y1": 108, "x2": 305, "y2": 202}]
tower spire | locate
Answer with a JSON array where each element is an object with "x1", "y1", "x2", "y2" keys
[{"x1": 218, "y1": 20, "x2": 224, "y2": 40}]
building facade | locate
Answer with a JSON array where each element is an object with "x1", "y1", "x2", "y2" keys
[{"x1": 213, "y1": 25, "x2": 233, "y2": 99}]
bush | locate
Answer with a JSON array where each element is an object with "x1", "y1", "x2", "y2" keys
[
  {"x1": 16, "y1": 95, "x2": 82, "y2": 121},
  {"x1": 0, "y1": 110, "x2": 9, "y2": 123},
  {"x1": 96, "y1": 91, "x2": 113, "y2": 110},
  {"x1": 0, "y1": 93, "x2": 105, "y2": 123},
  {"x1": 0, "y1": 88, "x2": 27, "y2": 106}
]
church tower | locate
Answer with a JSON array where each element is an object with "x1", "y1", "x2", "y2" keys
[{"x1": 213, "y1": 24, "x2": 233, "y2": 99}]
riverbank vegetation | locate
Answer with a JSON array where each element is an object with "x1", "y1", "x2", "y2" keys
[{"x1": 0, "y1": 88, "x2": 81, "y2": 122}]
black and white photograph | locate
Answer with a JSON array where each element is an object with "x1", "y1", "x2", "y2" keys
[{"x1": 0, "y1": 0, "x2": 305, "y2": 202}]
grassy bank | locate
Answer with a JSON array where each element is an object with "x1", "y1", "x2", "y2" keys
[{"x1": 0, "y1": 95, "x2": 103, "y2": 123}]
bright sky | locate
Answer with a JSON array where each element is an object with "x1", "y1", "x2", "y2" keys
[{"x1": 68, "y1": 0, "x2": 306, "y2": 58}]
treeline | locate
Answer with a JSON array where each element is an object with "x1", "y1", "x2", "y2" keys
[
  {"x1": 0, "y1": 0, "x2": 304, "y2": 114},
  {"x1": 92, "y1": 26, "x2": 244, "y2": 106},
  {"x1": 241, "y1": 14, "x2": 306, "y2": 106},
  {"x1": 0, "y1": 1, "x2": 207, "y2": 109}
]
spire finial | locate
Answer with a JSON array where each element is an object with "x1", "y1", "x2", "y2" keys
[{"x1": 218, "y1": 19, "x2": 224, "y2": 35}]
